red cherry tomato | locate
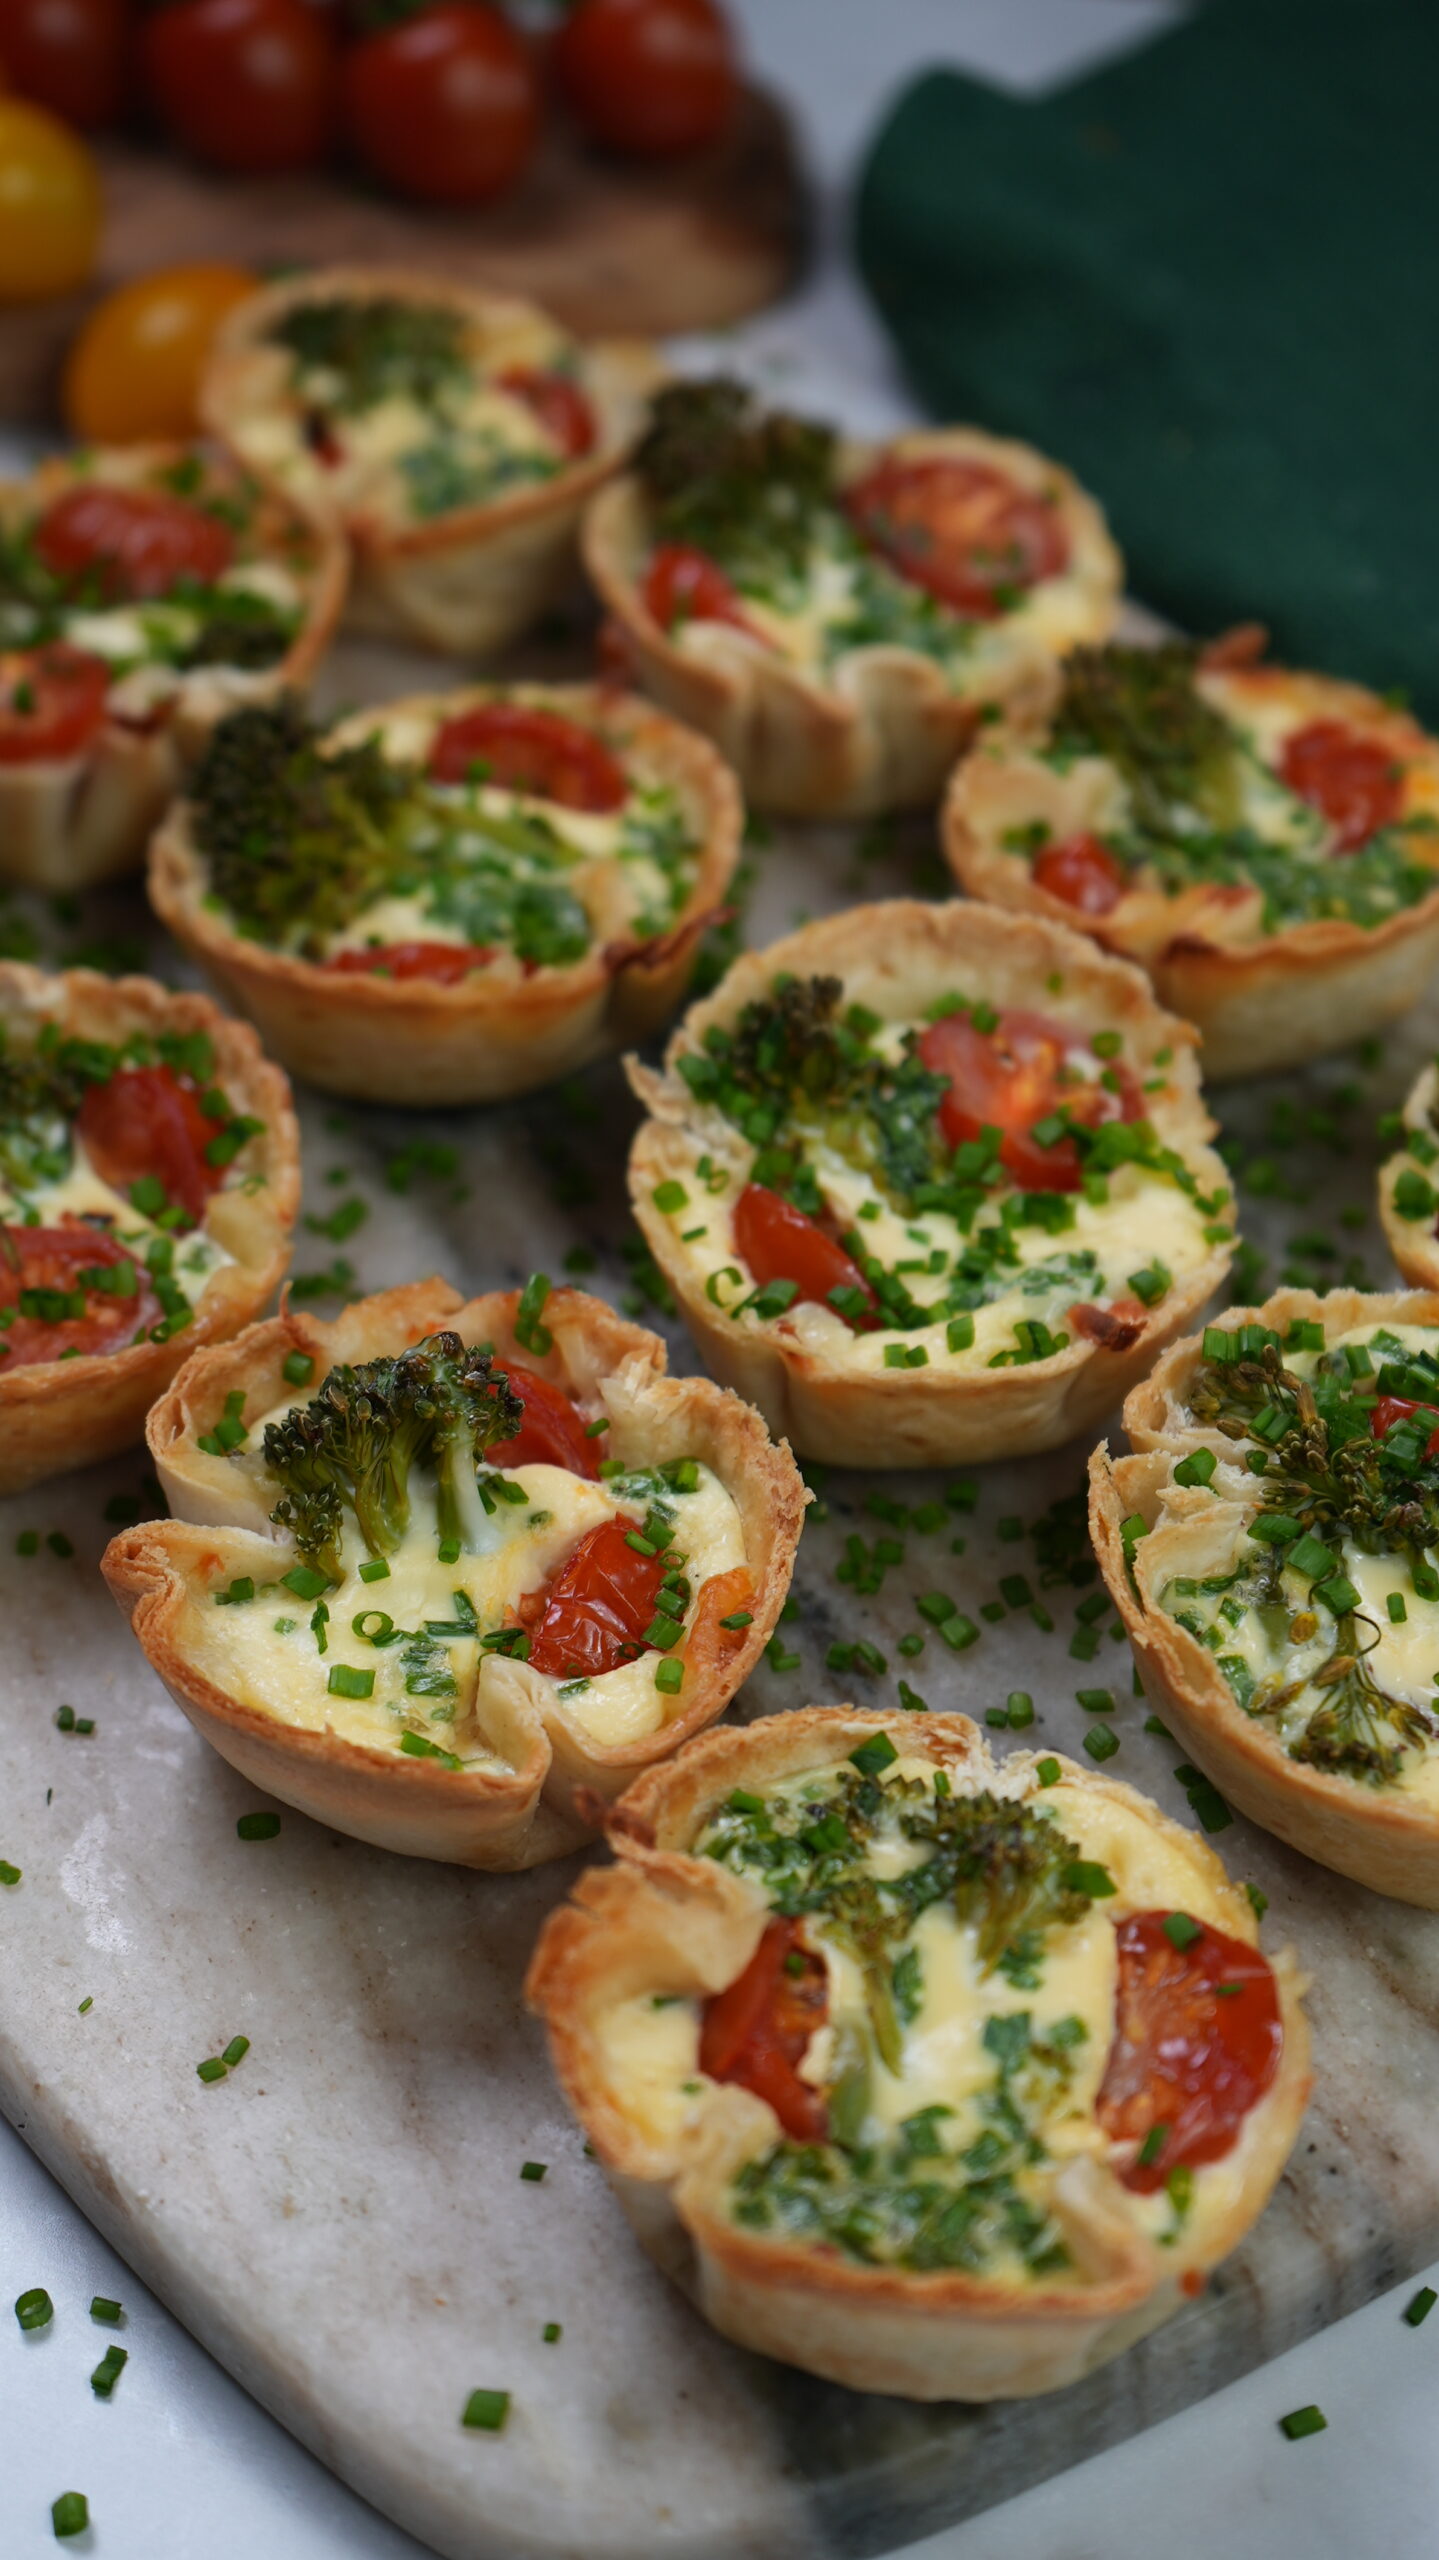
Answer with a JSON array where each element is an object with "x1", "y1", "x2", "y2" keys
[
  {"x1": 140, "y1": 0, "x2": 336, "y2": 177},
  {"x1": 698, "y1": 1915, "x2": 829, "y2": 2141},
  {"x1": 495, "y1": 367, "x2": 596, "y2": 461},
  {"x1": 33, "y1": 484, "x2": 234, "y2": 605},
  {"x1": 1, "y1": 0, "x2": 130, "y2": 130},
  {"x1": 732, "y1": 1184, "x2": 879, "y2": 1328},
  {"x1": 1280, "y1": 719, "x2": 1403, "y2": 853},
  {"x1": 322, "y1": 943, "x2": 494, "y2": 985},
  {"x1": 341, "y1": 3, "x2": 537, "y2": 207},
  {"x1": 553, "y1": 0, "x2": 737, "y2": 159},
  {"x1": 1371, "y1": 1394, "x2": 1439, "y2": 1458},
  {"x1": 78, "y1": 1065, "x2": 229, "y2": 1225},
  {"x1": 1032, "y1": 832, "x2": 1128, "y2": 919},
  {"x1": 0, "y1": 645, "x2": 110, "y2": 764},
  {"x1": 844, "y1": 456, "x2": 1068, "y2": 619},
  {"x1": 1096, "y1": 1910, "x2": 1283, "y2": 2192},
  {"x1": 0, "y1": 1225, "x2": 162, "y2": 1369},
  {"x1": 427, "y1": 703, "x2": 627, "y2": 811},
  {"x1": 642, "y1": 542, "x2": 762, "y2": 642},
  {"x1": 487, "y1": 1363, "x2": 601, "y2": 1479},
  {"x1": 918, "y1": 1006, "x2": 1140, "y2": 1193},
  {"x1": 524, "y1": 1515, "x2": 668, "y2": 1679}
]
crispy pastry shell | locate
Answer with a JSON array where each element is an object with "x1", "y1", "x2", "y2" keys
[
  {"x1": 0, "y1": 964, "x2": 298, "y2": 1495},
  {"x1": 147, "y1": 680, "x2": 742, "y2": 1105},
  {"x1": 103, "y1": 1281, "x2": 806, "y2": 1870},
  {"x1": 1091, "y1": 1284, "x2": 1439, "y2": 1905},
  {"x1": 526, "y1": 1705, "x2": 1310, "y2": 2399},
  {"x1": 1379, "y1": 1061, "x2": 1439, "y2": 1289},
  {"x1": 627, "y1": 899, "x2": 1232, "y2": 1467}
]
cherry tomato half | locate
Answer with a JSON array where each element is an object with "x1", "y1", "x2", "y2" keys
[
  {"x1": 524, "y1": 1514, "x2": 668, "y2": 1679},
  {"x1": 0, "y1": 645, "x2": 110, "y2": 764},
  {"x1": 1371, "y1": 1394, "x2": 1439, "y2": 1459},
  {"x1": 0, "y1": 97, "x2": 101, "y2": 302},
  {"x1": 141, "y1": 0, "x2": 336, "y2": 177},
  {"x1": 1279, "y1": 719, "x2": 1403, "y2": 853},
  {"x1": 428, "y1": 702, "x2": 627, "y2": 810},
  {"x1": 642, "y1": 542, "x2": 762, "y2": 640},
  {"x1": 322, "y1": 942, "x2": 494, "y2": 984},
  {"x1": 918, "y1": 1005, "x2": 1140, "y2": 1193},
  {"x1": 0, "y1": 1225, "x2": 161, "y2": 1369},
  {"x1": 732, "y1": 1184, "x2": 878, "y2": 1327},
  {"x1": 63, "y1": 265, "x2": 257, "y2": 446},
  {"x1": 698, "y1": 1915, "x2": 829, "y2": 2142},
  {"x1": 844, "y1": 456, "x2": 1068, "y2": 620},
  {"x1": 1032, "y1": 832, "x2": 1128, "y2": 919},
  {"x1": 487, "y1": 1363, "x2": 601, "y2": 1478},
  {"x1": 34, "y1": 484, "x2": 234, "y2": 605},
  {"x1": 1096, "y1": 1910, "x2": 1283, "y2": 2192},
  {"x1": 1, "y1": 0, "x2": 129, "y2": 131},
  {"x1": 553, "y1": 0, "x2": 738, "y2": 160},
  {"x1": 341, "y1": 3, "x2": 537, "y2": 208},
  {"x1": 77, "y1": 1064, "x2": 229, "y2": 1225},
  {"x1": 496, "y1": 367, "x2": 597, "y2": 461}
]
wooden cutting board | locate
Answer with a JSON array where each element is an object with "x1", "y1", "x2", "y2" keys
[{"x1": 2, "y1": 86, "x2": 807, "y2": 425}]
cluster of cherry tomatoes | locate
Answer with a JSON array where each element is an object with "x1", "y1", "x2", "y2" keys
[{"x1": 0, "y1": 0, "x2": 739, "y2": 204}]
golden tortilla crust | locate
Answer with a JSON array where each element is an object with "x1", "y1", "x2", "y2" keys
[{"x1": 1379, "y1": 1061, "x2": 1439, "y2": 1290}]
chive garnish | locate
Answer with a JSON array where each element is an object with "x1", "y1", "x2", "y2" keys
[
  {"x1": 1279, "y1": 2405, "x2": 1327, "y2": 2440},
  {"x1": 90, "y1": 2297, "x2": 122, "y2": 2326},
  {"x1": 51, "y1": 2493, "x2": 89, "y2": 2539},
  {"x1": 1162, "y1": 1912, "x2": 1203, "y2": 1950},
  {"x1": 849, "y1": 1732, "x2": 898, "y2": 1778},
  {"x1": 462, "y1": 2388, "x2": 511, "y2": 2433},
  {"x1": 237, "y1": 1811, "x2": 281, "y2": 1841},
  {"x1": 519, "y1": 2161, "x2": 547, "y2": 2183},
  {"x1": 15, "y1": 2287, "x2": 53, "y2": 2331},
  {"x1": 90, "y1": 2344, "x2": 128, "y2": 2399},
  {"x1": 1405, "y1": 2286, "x2": 1437, "y2": 2327}
]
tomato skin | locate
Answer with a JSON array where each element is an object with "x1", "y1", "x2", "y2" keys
[
  {"x1": 643, "y1": 542, "x2": 761, "y2": 641},
  {"x1": 488, "y1": 1363, "x2": 601, "y2": 1478},
  {"x1": 844, "y1": 456, "x2": 1068, "y2": 619},
  {"x1": 732, "y1": 1184, "x2": 878, "y2": 1327},
  {"x1": 1371, "y1": 1393, "x2": 1439, "y2": 1458},
  {"x1": 0, "y1": 1225, "x2": 162, "y2": 1369},
  {"x1": 699, "y1": 1916, "x2": 829, "y2": 2142},
  {"x1": 1033, "y1": 832, "x2": 1128, "y2": 919},
  {"x1": 2, "y1": 0, "x2": 129, "y2": 130},
  {"x1": 427, "y1": 703, "x2": 627, "y2": 811},
  {"x1": 524, "y1": 1514, "x2": 668, "y2": 1679},
  {"x1": 323, "y1": 942, "x2": 493, "y2": 985},
  {"x1": 0, "y1": 97, "x2": 101, "y2": 301},
  {"x1": 341, "y1": 4, "x2": 538, "y2": 208},
  {"x1": 553, "y1": 0, "x2": 737, "y2": 159},
  {"x1": 1096, "y1": 1910, "x2": 1283, "y2": 2192},
  {"x1": 141, "y1": 0, "x2": 337, "y2": 177},
  {"x1": 0, "y1": 645, "x2": 110, "y2": 764},
  {"x1": 34, "y1": 485, "x2": 234, "y2": 605},
  {"x1": 1280, "y1": 719, "x2": 1404, "y2": 852},
  {"x1": 495, "y1": 367, "x2": 597, "y2": 461},
  {"x1": 77, "y1": 1065, "x2": 228, "y2": 1226},
  {"x1": 63, "y1": 266, "x2": 257, "y2": 446},
  {"x1": 919, "y1": 1005, "x2": 1140, "y2": 1193}
]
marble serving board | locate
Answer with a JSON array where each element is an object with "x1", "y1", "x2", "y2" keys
[{"x1": 4, "y1": 626, "x2": 1439, "y2": 2560}]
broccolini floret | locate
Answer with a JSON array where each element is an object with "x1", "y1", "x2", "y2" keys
[
  {"x1": 635, "y1": 377, "x2": 838, "y2": 584},
  {"x1": 1052, "y1": 641, "x2": 1242, "y2": 834},
  {"x1": 268, "y1": 298, "x2": 469, "y2": 416},
  {"x1": 188, "y1": 698, "x2": 419, "y2": 950}
]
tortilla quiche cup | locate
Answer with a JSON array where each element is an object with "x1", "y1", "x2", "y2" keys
[
  {"x1": 202, "y1": 266, "x2": 657, "y2": 657},
  {"x1": 148, "y1": 680, "x2": 742, "y2": 1107},
  {"x1": 943, "y1": 637, "x2": 1439, "y2": 1080},
  {"x1": 627, "y1": 899, "x2": 1233, "y2": 1469},
  {"x1": 0, "y1": 963, "x2": 297, "y2": 1495},
  {"x1": 583, "y1": 375, "x2": 1120, "y2": 820},
  {"x1": 1378, "y1": 1058, "x2": 1439, "y2": 1291},
  {"x1": 0, "y1": 441, "x2": 344, "y2": 892},
  {"x1": 1091, "y1": 1287, "x2": 1439, "y2": 1906},
  {"x1": 526, "y1": 1705, "x2": 1310, "y2": 2400},
  {"x1": 103, "y1": 1280, "x2": 805, "y2": 1871}
]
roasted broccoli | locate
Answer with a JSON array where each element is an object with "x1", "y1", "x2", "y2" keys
[
  {"x1": 188, "y1": 697, "x2": 419, "y2": 949},
  {"x1": 268, "y1": 298, "x2": 469, "y2": 416},
  {"x1": 1052, "y1": 641, "x2": 1242, "y2": 834},
  {"x1": 634, "y1": 376, "x2": 838, "y2": 585}
]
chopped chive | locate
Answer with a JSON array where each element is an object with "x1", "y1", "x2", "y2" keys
[
  {"x1": 15, "y1": 2287, "x2": 53, "y2": 2331},
  {"x1": 1083, "y1": 1722, "x2": 1119, "y2": 1761},
  {"x1": 78, "y1": 1997, "x2": 92, "y2": 2015},
  {"x1": 519, "y1": 2161, "x2": 547, "y2": 2183},
  {"x1": 1162, "y1": 1912, "x2": 1203, "y2": 1950},
  {"x1": 462, "y1": 2388, "x2": 511, "y2": 2433},
  {"x1": 654, "y1": 1658, "x2": 684, "y2": 1695},
  {"x1": 51, "y1": 2494, "x2": 89, "y2": 2539},
  {"x1": 1036, "y1": 1757, "x2": 1061, "y2": 1786},
  {"x1": 718, "y1": 1609, "x2": 752, "y2": 1630},
  {"x1": 281, "y1": 1563, "x2": 331, "y2": 1600},
  {"x1": 196, "y1": 2057, "x2": 227, "y2": 2083},
  {"x1": 90, "y1": 2297, "x2": 122, "y2": 2326},
  {"x1": 1064, "y1": 1860, "x2": 1117, "y2": 1898},
  {"x1": 1173, "y1": 1448, "x2": 1217, "y2": 1489},
  {"x1": 281, "y1": 1350, "x2": 314, "y2": 1386},
  {"x1": 1076, "y1": 1687, "x2": 1113, "y2": 1713},
  {"x1": 1006, "y1": 1691, "x2": 1034, "y2": 1728},
  {"x1": 236, "y1": 1810, "x2": 280, "y2": 1841},
  {"x1": 221, "y1": 2036, "x2": 250, "y2": 2068},
  {"x1": 90, "y1": 2344, "x2": 128, "y2": 2399},
  {"x1": 0, "y1": 1861, "x2": 22, "y2": 1886},
  {"x1": 358, "y1": 1557, "x2": 391, "y2": 1585},
  {"x1": 542, "y1": 2321, "x2": 562, "y2": 2344},
  {"x1": 1404, "y1": 2286, "x2": 1437, "y2": 2327},
  {"x1": 1388, "y1": 1591, "x2": 1409, "y2": 1624},
  {"x1": 652, "y1": 1180, "x2": 687, "y2": 1213},
  {"x1": 399, "y1": 1732, "x2": 464, "y2": 1769},
  {"x1": 1279, "y1": 2405, "x2": 1327, "y2": 2441},
  {"x1": 1138, "y1": 2124, "x2": 1170, "y2": 2168},
  {"x1": 327, "y1": 1664, "x2": 374, "y2": 1699},
  {"x1": 849, "y1": 1732, "x2": 898, "y2": 1778}
]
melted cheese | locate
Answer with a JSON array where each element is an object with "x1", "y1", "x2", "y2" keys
[{"x1": 0, "y1": 1135, "x2": 232, "y2": 1309}]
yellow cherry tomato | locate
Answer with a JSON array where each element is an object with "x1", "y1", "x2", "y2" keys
[
  {"x1": 63, "y1": 262, "x2": 259, "y2": 445},
  {"x1": 0, "y1": 98, "x2": 100, "y2": 302}
]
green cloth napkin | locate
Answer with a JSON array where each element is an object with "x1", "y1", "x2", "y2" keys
[{"x1": 855, "y1": 0, "x2": 1439, "y2": 715}]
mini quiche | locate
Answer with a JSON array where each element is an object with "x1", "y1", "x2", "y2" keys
[
  {"x1": 943, "y1": 636, "x2": 1439, "y2": 1080},
  {"x1": 627, "y1": 900, "x2": 1233, "y2": 1468},
  {"x1": 148, "y1": 683, "x2": 741, "y2": 1107},
  {"x1": 582, "y1": 376, "x2": 1121, "y2": 820},
  {"x1": 0, "y1": 441, "x2": 344, "y2": 891},
  {"x1": 1092, "y1": 1287, "x2": 1439, "y2": 1906},
  {"x1": 1378, "y1": 1059, "x2": 1439, "y2": 1291},
  {"x1": 103, "y1": 1279, "x2": 805, "y2": 1870},
  {"x1": 0, "y1": 962, "x2": 297, "y2": 1495},
  {"x1": 201, "y1": 267, "x2": 657, "y2": 656},
  {"x1": 526, "y1": 1706, "x2": 1309, "y2": 2400}
]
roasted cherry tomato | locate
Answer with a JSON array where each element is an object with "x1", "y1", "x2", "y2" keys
[
  {"x1": 140, "y1": 0, "x2": 336, "y2": 176},
  {"x1": 77, "y1": 1065, "x2": 228, "y2": 1226},
  {"x1": 1096, "y1": 1910, "x2": 1283, "y2": 2192},
  {"x1": 1279, "y1": 719, "x2": 1403, "y2": 853},
  {"x1": 732, "y1": 1184, "x2": 878, "y2": 1328},
  {"x1": 0, "y1": 645, "x2": 109, "y2": 763},
  {"x1": 322, "y1": 942, "x2": 493, "y2": 985},
  {"x1": 0, "y1": 1225, "x2": 162, "y2": 1369},
  {"x1": 524, "y1": 1514, "x2": 669, "y2": 1680},
  {"x1": 1033, "y1": 832, "x2": 1128, "y2": 919},
  {"x1": 341, "y1": 3, "x2": 537, "y2": 207},
  {"x1": 495, "y1": 366, "x2": 596, "y2": 461},
  {"x1": 642, "y1": 542, "x2": 761, "y2": 641},
  {"x1": 698, "y1": 1915, "x2": 829, "y2": 2141},
  {"x1": 34, "y1": 484, "x2": 234, "y2": 605},
  {"x1": 1, "y1": 0, "x2": 129, "y2": 130},
  {"x1": 427, "y1": 703, "x2": 627, "y2": 811},
  {"x1": 918, "y1": 1005, "x2": 1140, "y2": 1193},
  {"x1": 553, "y1": 0, "x2": 738, "y2": 159},
  {"x1": 487, "y1": 1363, "x2": 601, "y2": 1479},
  {"x1": 0, "y1": 98, "x2": 101, "y2": 301},
  {"x1": 844, "y1": 456, "x2": 1068, "y2": 619},
  {"x1": 63, "y1": 265, "x2": 257, "y2": 446},
  {"x1": 1371, "y1": 1394, "x2": 1439, "y2": 1459}
]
